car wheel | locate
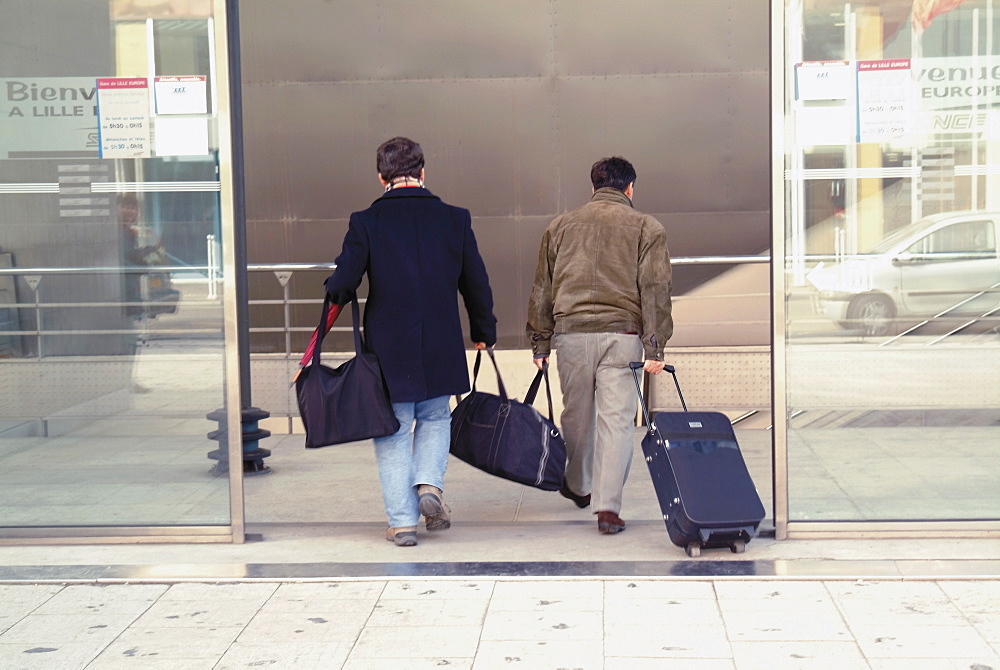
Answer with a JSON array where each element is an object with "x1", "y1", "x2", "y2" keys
[{"x1": 847, "y1": 294, "x2": 896, "y2": 336}]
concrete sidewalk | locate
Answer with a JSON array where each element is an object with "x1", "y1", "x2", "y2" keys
[
  {"x1": 1, "y1": 522, "x2": 999, "y2": 669},
  {"x1": 2, "y1": 576, "x2": 999, "y2": 669}
]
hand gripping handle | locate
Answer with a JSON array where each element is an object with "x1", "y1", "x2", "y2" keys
[{"x1": 628, "y1": 362, "x2": 687, "y2": 413}]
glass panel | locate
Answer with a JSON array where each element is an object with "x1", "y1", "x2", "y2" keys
[
  {"x1": 0, "y1": 0, "x2": 232, "y2": 529},
  {"x1": 784, "y1": 0, "x2": 1000, "y2": 522}
]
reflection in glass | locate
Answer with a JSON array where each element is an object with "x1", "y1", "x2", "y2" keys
[
  {"x1": 806, "y1": 212, "x2": 1000, "y2": 336},
  {"x1": 784, "y1": 0, "x2": 1000, "y2": 522},
  {"x1": 0, "y1": 0, "x2": 230, "y2": 530}
]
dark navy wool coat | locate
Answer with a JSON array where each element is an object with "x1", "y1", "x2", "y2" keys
[{"x1": 324, "y1": 187, "x2": 497, "y2": 403}]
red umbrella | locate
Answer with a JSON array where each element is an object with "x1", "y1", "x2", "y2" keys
[{"x1": 298, "y1": 302, "x2": 343, "y2": 367}]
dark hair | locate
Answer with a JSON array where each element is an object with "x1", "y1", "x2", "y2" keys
[
  {"x1": 376, "y1": 136, "x2": 425, "y2": 182},
  {"x1": 590, "y1": 156, "x2": 636, "y2": 192}
]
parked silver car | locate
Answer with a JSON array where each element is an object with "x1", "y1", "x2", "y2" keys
[{"x1": 807, "y1": 210, "x2": 1000, "y2": 336}]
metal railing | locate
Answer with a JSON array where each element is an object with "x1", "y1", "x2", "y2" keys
[
  {"x1": 878, "y1": 281, "x2": 1000, "y2": 347},
  {"x1": 0, "y1": 264, "x2": 218, "y2": 359},
  {"x1": 5, "y1": 252, "x2": 998, "y2": 358},
  {"x1": 2, "y1": 256, "x2": 771, "y2": 355},
  {"x1": 245, "y1": 256, "x2": 773, "y2": 357}
]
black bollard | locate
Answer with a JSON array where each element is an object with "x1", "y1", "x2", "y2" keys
[{"x1": 206, "y1": 406, "x2": 273, "y2": 476}]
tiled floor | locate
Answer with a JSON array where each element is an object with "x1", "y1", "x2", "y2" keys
[
  {"x1": 788, "y1": 425, "x2": 1000, "y2": 522},
  {"x1": 3, "y1": 342, "x2": 1000, "y2": 667},
  {"x1": 5, "y1": 404, "x2": 999, "y2": 529},
  {"x1": 4, "y1": 336, "x2": 998, "y2": 528},
  {"x1": 1, "y1": 579, "x2": 999, "y2": 669}
]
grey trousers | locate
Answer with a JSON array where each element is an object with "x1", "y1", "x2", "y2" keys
[{"x1": 553, "y1": 332, "x2": 644, "y2": 515}]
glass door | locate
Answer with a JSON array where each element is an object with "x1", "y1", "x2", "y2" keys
[
  {"x1": 775, "y1": 0, "x2": 1000, "y2": 535},
  {"x1": 0, "y1": 0, "x2": 243, "y2": 542}
]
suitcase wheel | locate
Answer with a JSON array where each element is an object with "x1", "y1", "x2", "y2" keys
[
  {"x1": 730, "y1": 540, "x2": 746, "y2": 554},
  {"x1": 685, "y1": 542, "x2": 701, "y2": 558}
]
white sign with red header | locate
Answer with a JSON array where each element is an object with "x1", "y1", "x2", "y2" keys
[
  {"x1": 154, "y1": 76, "x2": 208, "y2": 115},
  {"x1": 856, "y1": 59, "x2": 912, "y2": 143},
  {"x1": 96, "y1": 78, "x2": 151, "y2": 158}
]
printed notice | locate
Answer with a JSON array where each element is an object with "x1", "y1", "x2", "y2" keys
[
  {"x1": 856, "y1": 59, "x2": 912, "y2": 143},
  {"x1": 796, "y1": 106, "x2": 853, "y2": 146},
  {"x1": 795, "y1": 61, "x2": 852, "y2": 100},
  {"x1": 154, "y1": 76, "x2": 208, "y2": 115},
  {"x1": 154, "y1": 116, "x2": 209, "y2": 156},
  {"x1": 96, "y1": 78, "x2": 151, "y2": 158}
]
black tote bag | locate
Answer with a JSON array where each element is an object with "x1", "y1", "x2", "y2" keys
[
  {"x1": 295, "y1": 296, "x2": 400, "y2": 448},
  {"x1": 450, "y1": 349, "x2": 566, "y2": 490}
]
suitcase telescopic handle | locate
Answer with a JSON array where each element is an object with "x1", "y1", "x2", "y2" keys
[
  {"x1": 628, "y1": 362, "x2": 688, "y2": 413},
  {"x1": 629, "y1": 363, "x2": 653, "y2": 428},
  {"x1": 628, "y1": 361, "x2": 675, "y2": 373}
]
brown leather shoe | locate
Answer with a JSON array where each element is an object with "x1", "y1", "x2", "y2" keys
[
  {"x1": 559, "y1": 480, "x2": 591, "y2": 508},
  {"x1": 386, "y1": 526, "x2": 418, "y2": 546},
  {"x1": 597, "y1": 511, "x2": 626, "y2": 534}
]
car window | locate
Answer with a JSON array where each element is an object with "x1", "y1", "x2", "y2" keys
[
  {"x1": 868, "y1": 220, "x2": 935, "y2": 253},
  {"x1": 904, "y1": 220, "x2": 996, "y2": 260}
]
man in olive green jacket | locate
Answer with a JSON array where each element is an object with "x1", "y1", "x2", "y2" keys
[{"x1": 526, "y1": 156, "x2": 673, "y2": 535}]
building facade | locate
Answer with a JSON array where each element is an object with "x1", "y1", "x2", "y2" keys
[{"x1": 0, "y1": 0, "x2": 997, "y2": 544}]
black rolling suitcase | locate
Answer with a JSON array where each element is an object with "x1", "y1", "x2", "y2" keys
[{"x1": 630, "y1": 362, "x2": 765, "y2": 557}]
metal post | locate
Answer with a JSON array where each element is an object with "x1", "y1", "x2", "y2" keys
[
  {"x1": 26, "y1": 276, "x2": 42, "y2": 359},
  {"x1": 204, "y1": 0, "x2": 272, "y2": 479},
  {"x1": 206, "y1": 234, "x2": 218, "y2": 299},
  {"x1": 227, "y1": 0, "x2": 251, "y2": 411},
  {"x1": 274, "y1": 271, "x2": 293, "y2": 356}
]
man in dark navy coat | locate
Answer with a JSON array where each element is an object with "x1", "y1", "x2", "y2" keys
[{"x1": 324, "y1": 137, "x2": 497, "y2": 546}]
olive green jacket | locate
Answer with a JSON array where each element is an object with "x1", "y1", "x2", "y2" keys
[{"x1": 526, "y1": 188, "x2": 673, "y2": 360}]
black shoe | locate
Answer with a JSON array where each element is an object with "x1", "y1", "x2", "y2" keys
[
  {"x1": 597, "y1": 511, "x2": 626, "y2": 534},
  {"x1": 559, "y1": 480, "x2": 591, "y2": 508}
]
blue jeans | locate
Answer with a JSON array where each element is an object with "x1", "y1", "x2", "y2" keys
[{"x1": 372, "y1": 395, "x2": 452, "y2": 528}]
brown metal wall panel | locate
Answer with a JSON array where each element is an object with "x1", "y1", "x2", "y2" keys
[
  {"x1": 244, "y1": 79, "x2": 559, "y2": 220},
  {"x1": 285, "y1": 219, "x2": 347, "y2": 265},
  {"x1": 471, "y1": 216, "x2": 523, "y2": 348},
  {"x1": 557, "y1": 74, "x2": 755, "y2": 213},
  {"x1": 240, "y1": 1, "x2": 554, "y2": 83},
  {"x1": 239, "y1": 1, "x2": 771, "y2": 349},
  {"x1": 246, "y1": 218, "x2": 347, "y2": 266},
  {"x1": 726, "y1": 73, "x2": 772, "y2": 211},
  {"x1": 243, "y1": 83, "x2": 374, "y2": 222},
  {"x1": 554, "y1": 0, "x2": 753, "y2": 75},
  {"x1": 724, "y1": 1, "x2": 772, "y2": 72},
  {"x1": 470, "y1": 214, "x2": 554, "y2": 350}
]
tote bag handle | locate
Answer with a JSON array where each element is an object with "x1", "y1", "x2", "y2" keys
[
  {"x1": 522, "y1": 361, "x2": 556, "y2": 422},
  {"x1": 469, "y1": 348, "x2": 510, "y2": 401},
  {"x1": 311, "y1": 295, "x2": 363, "y2": 368}
]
